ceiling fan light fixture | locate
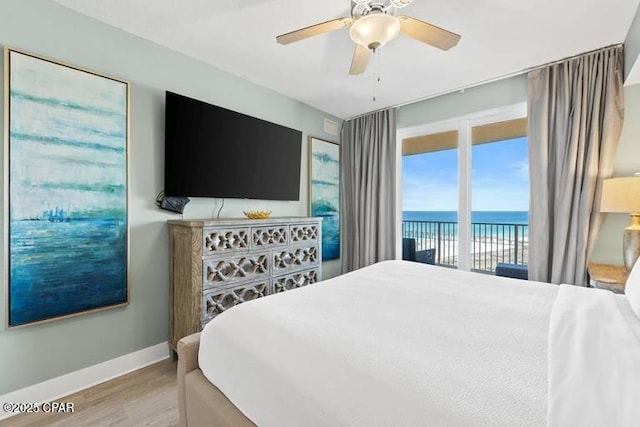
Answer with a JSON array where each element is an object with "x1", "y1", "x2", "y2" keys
[
  {"x1": 349, "y1": 13, "x2": 400, "y2": 50},
  {"x1": 389, "y1": 0, "x2": 414, "y2": 7}
]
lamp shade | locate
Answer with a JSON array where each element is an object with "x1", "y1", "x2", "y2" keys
[
  {"x1": 349, "y1": 14, "x2": 400, "y2": 49},
  {"x1": 600, "y1": 177, "x2": 640, "y2": 213}
]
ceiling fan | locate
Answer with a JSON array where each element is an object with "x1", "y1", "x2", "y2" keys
[{"x1": 276, "y1": 0, "x2": 461, "y2": 75}]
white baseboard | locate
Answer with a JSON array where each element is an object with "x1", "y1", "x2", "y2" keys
[{"x1": 0, "y1": 341, "x2": 170, "y2": 421}]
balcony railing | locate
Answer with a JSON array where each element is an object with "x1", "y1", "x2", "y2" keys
[{"x1": 402, "y1": 220, "x2": 528, "y2": 273}]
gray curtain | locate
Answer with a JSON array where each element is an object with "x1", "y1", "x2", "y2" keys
[
  {"x1": 528, "y1": 46, "x2": 624, "y2": 285},
  {"x1": 340, "y1": 109, "x2": 397, "y2": 272}
]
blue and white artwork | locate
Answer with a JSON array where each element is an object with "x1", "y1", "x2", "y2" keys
[
  {"x1": 310, "y1": 138, "x2": 340, "y2": 261},
  {"x1": 7, "y1": 50, "x2": 129, "y2": 327}
]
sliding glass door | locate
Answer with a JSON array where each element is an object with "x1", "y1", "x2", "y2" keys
[
  {"x1": 399, "y1": 105, "x2": 527, "y2": 273},
  {"x1": 402, "y1": 130, "x2": 459, "y2": 268},
  {"x1": 471, "y1": 118, "x2": 529, "y2": 273}
]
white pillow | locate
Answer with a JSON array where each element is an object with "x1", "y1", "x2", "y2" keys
[{"x1": 625, "y1": 257, "x2": 640, "y2": 318}]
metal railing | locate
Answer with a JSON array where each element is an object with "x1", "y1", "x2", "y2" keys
[{"x1": 402, "y1": 220, "x2": 528, "y2": 273}]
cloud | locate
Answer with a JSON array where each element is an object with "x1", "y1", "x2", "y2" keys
[
  {"x1": 509, "y1": 159, "x2": 529, "y2": 181},
  {"x1": 402, "y1": 184, "x2": 458, "y2": 210},
  {"x1": 402, "y1": 145, "x2": 529, "y2": 211}
]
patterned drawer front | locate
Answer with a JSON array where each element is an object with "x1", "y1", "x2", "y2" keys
[
  {"x1": 203, "y1": 228, "x2": 249, "y2": 256},
  {"x1": 203, "y1": 253, "x2": 269, "y2": 289},
  {"x1": 251, "y1": 226, "x2": 288, "y2": 250},
  {"x1": 289, "y1": 224, "x2": 320, "y2": 244},
  {"x1": 273, "y1": 268, "x2": 320, "y2": 293},
  {"x1": 272, "y1": 245, "x2": 319, "y2": 275},
  {"x1": 201, "y1": 281, "x2": 268, "y2": 325}
]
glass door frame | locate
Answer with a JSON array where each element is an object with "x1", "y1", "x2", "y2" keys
[{"x1": 396, "y1": 102, "x2": 527, "y2": 271}]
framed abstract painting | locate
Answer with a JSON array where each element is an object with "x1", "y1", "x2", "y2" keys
[
  {"x1": 4, "y1": 48, "x2": 129, "y2": 327},
  {"x1": 309, "y1": 137, "x2": 340, "y2": 261}
]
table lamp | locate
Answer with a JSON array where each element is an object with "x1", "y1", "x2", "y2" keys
[{"x1": 600, "y1": 176, "x2": 640, "y2": 270}]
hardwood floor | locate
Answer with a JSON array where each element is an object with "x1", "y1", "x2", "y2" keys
[{"x1": 1, "y1": 359, "x2": 179, "y2": 427}]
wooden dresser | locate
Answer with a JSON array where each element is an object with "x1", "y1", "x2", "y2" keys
[{"x1": 168, "y1": 217, "x2": 322, "y2": 352}]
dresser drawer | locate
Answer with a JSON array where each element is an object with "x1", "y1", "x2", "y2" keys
[
  {"x1": 201, "y1": 280, "x2": 269, "y2": 326},
  {"x1": 273, "y1": 268, "x2": 320, "y2": 293},
  {"x1": 203, "y1": 252, "x2": 270, "y2": 289},
  {"x1": 250, "y1": 225, "x2": 289, "y2": 250},
  {"x1": 202, "y1": 227, "x2": 250, "y2": 256},
  {"x1": 272, "y1": 245, "x2": 319, "y2": 276},
  {"x1": 289, "y1": 223, "x2": 320, "y2": 245}
]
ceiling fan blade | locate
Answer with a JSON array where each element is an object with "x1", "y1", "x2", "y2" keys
[
  {"x1": 276, "y1": 18, "x2": 353, "y2": 45},
  {"x1": 349, "y1": 44, "x2": 370, "y2": 75},
  {"x1": 398, "y1": 16, "x2": 461, "y2": 50}
]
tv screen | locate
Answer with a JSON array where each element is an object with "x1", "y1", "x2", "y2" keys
[{"x1": 164, "y1": 91, "x2": 302, "y2": 200}]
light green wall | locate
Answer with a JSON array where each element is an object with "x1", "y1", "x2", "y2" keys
[
  {"x1": 590, "y1": 84, "x2": 640, "y2": 264},
  {"x1": 0, "y1": 0, "x2": 341, "y2": 395},
  {"x1": 397, "y1": 69, "x2": 640, "y2": 268},
  {"x1": 592, "y1": 0, "x2": 640, "y2": 263},
  {"x1": 398, "y1": 74, "x2": 527, "y2": 128}
]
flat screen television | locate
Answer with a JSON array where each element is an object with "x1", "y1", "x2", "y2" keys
[{"x1": 164, "y1": 91, "x2": 302, "y2": 200}]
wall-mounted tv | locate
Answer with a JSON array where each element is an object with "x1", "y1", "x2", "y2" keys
[{"x1": 164, "y1": 91, "x2": 302, "y2": 201}]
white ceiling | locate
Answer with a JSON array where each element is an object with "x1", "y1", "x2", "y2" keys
[{"x1": 53, "y1": 0, "x2": 639, "y2": 119}]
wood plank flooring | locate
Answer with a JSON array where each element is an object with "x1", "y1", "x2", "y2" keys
[{"x1": 1, "y1": 359, "x2": 179, "y2": 427}]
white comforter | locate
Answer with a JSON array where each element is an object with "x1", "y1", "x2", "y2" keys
[
  {"x1": 548, "y1": 285, "x2": 640, "y2": 426},
  {"x1": 200, "y1": 261, "x2": 559, "y2": 426}
]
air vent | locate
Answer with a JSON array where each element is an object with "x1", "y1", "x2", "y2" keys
[{"x1": 324, "y1": 119, "x2": 338, "y2": 136}]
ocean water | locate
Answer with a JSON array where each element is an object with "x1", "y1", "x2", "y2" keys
[
  {"x1": 403, "y1": 211, "x2": 528, "y2": 224},
  {"x1": 403, "y1": 211, "x2": 529, "y2": 241}
]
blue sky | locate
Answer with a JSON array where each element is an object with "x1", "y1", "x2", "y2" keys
[{"x1": 402, "y1": 137, "x2": 529, "y2": 211}]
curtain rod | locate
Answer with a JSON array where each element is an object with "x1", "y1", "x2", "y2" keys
[{"x1": 346, "y1": 43, "x2": 623, "y2": 121}]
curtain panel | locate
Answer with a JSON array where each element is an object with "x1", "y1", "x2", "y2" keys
[
  {"x1": 340, "y1": 109, "x2": 397, "y2": 272},
  {"x1": 528, "y1": 45, "x2": 624, "y2": 285}
]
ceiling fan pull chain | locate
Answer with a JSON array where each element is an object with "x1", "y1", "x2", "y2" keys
[
  {"x1": 372, "y1": 47, "x2": 377, "y2": 101},
  {"x1": 373, "y1": 47, "x2": 382, "y2": 101},
  {"x1": 377, "y1": 47, "x2": 382, "y2": 84}
]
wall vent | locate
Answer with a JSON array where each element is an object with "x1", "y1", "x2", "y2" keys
[{"x1": 324, "y1": 119, "x2": 338, "y2": 136}]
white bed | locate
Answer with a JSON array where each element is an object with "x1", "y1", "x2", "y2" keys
[{"x1": 198, "y1": 260, "x2": 640, "y2": 426}]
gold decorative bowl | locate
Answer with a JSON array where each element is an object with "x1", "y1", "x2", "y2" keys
[{"x1": 243, "y1": 210, "x2": 272, "y2": 219}]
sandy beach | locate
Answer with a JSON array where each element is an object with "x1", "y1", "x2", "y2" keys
[{"x1": 413, "y1": 236, "x2": 529, "y2": 272}]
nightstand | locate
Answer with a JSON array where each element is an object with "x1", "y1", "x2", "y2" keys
[{"x1": 587, "y1": 263, "x2": 628, "y2": 294}]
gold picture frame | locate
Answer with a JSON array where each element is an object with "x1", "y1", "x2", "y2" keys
[
  {"x1": 308, "y1": 136, "x2": 340, "y2": 261},
  {"x1": 4, "y1": 48, "x2": 130, "y2": 328}
]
